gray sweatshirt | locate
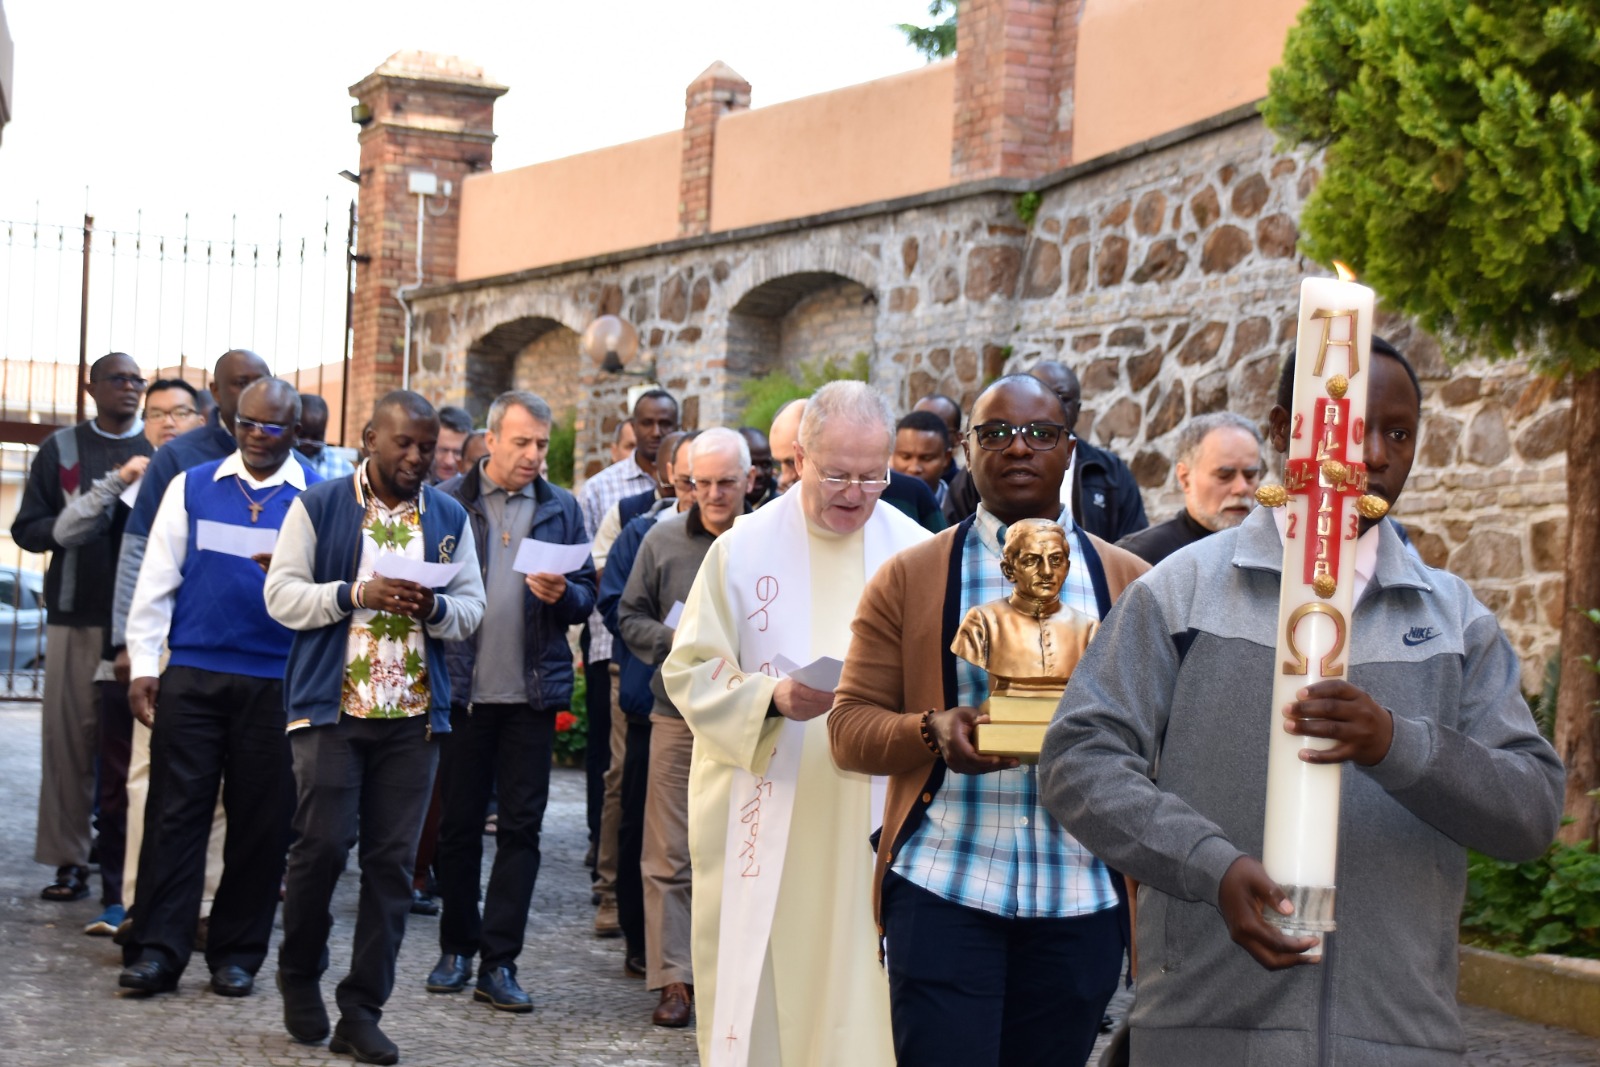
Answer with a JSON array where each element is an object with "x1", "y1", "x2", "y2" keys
[
  {"x1": 617, "y1": 506, "x2": 718, "y2": 719},
  {"x1": 1040, "y1": 507, "x2": 1563, "y2": 1066}
]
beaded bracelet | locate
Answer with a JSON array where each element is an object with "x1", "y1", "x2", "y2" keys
[{"x1": 918, "y1": 709, "x2": 942, "y2": 758}]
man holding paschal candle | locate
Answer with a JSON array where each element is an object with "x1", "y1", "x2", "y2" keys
[{"x1": 1041, "y1": 269, "x2": 1564, "y2": 1066}]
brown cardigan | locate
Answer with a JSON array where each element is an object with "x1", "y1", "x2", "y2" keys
[{"x1": 830, "y1": 517, "x2": 1149, "y2": 926}]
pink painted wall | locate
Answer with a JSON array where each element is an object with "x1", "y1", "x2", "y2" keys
[
  {"x1": 455, "y1": 131, "x2": 681, "y2": 281},
  {"x1": 708, "y1": 60, "x2": 956, "y2": 232},
  {"x1": 1072, "y1": 0, "x2": 1306, "y2": 162}
]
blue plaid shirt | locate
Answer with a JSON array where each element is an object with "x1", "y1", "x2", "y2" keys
[{"x1": 891, "y1": 505, "x2": 1118, "y2": 919}]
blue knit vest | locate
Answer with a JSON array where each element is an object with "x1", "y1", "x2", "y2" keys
[{"x1": 167, "y1": 458, "x2": 319, "y2": 679}]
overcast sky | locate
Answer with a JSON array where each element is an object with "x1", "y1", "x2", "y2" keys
[{"x1": 1, "y1": 0, "x2": 936, "y2": 240}]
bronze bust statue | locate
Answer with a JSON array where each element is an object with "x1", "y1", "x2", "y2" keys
[{"x1": 951, "y1": 518, "x2": 1099, "y2": 698}]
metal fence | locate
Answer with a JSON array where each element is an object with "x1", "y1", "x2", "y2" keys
[{"x1": 0, "y1": 205, "x2": 357, "y2": 699}]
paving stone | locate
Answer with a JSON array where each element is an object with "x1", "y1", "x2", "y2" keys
[{"x1": 0, "y1": 702, "x2": 1595, "y2": 1066}]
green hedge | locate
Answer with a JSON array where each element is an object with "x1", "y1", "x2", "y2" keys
[{"x1": 1462, "y1": 840, "x2": 1600, "y2": 959}]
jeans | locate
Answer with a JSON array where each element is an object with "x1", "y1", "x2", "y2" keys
[
  {"x1": 435, "y1": 702, "x2": 556, "y2": 970},
  {"x1": 278, "y1": 713, "x2": 437, "y2": 1023}
]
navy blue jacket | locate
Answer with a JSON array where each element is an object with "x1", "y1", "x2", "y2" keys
[
  {"x1": 598, "y1": 503, "x2": 671, "y2": 720},
  {"x1": 437, "y1": 462, "x2": 596, "y2": 711},
  {"x1": 279, "y1": 475, "x2": 471, "y2": 735}
]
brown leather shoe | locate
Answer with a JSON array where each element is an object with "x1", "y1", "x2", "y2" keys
[{"x1": 651, "y1": 982, "x2": 692, "y2": 1028}]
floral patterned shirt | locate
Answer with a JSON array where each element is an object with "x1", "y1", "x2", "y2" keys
[{"x1": 342, "y1": 463, "x2": 430, "y2": 719}]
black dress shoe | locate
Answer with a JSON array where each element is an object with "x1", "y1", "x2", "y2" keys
[
  {"x1": 210, "y1": 965, "x2": 254, "y2": 997},
  {"x1": 473, "y1": 964, "x2": 532, "y2": 1012},
  {"x1": 623, "y1": 953, "x2": 646, "y2": 979},
  {"x1": 409, "y1": 889, "x2": 439, "y2": 916},
  {"x1": 276, "y1": 972, "x2": 330, "y2": 1043},
  {"x1": 119, "y1": 958, "x2": 179, "y2": 994},
  {"x1": 329, "y1": 1018, "x2": 399, "y2": 1065},
  {"x1": 424, "y1": 952, "x2": 472, "y2": 993}
]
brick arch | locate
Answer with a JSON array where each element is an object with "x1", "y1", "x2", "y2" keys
[
  {"x1": 464, "y1": 315, "x2": 581, "y2": 422},
  {"x1": 717, "y1": 245, "x2": 880, "y2": 316}
]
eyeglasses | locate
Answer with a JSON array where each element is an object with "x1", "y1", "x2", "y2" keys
[
  {"x1": 236, "y1": 415, "x2": 290, "y2": 438},
  {"x1": 96, "y1": 374, "x2": 147, "y2": 390},
  {"x1": 817, "y1": 469, "x2": 892, "y2": 494},
  {"x1": 967, "y1": 420, "x2": 1067, "y2": 452},
  {"x1": 145, "y1": 406, "x2": 197, "y2": 424},
  {"x1": 691, "y1": 477, "x2": 744, "y2": 495}
]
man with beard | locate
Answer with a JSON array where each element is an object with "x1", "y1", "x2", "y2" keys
[
  {"x1": 1041, "y1": 340, "x2": 1563, "y2": 1065},
  {"x1": 117, "y1": 379, "x2": 318, "y2": 997},
  {"x1": 579, "y1": 389, "x2": 679, "y2": 938},
  {"x1": 265, "y1": 391, "x2": 485, "y2": 1065},
  {"x1": 1117, "y1": 412, "x2": 1263, "y2": 566}
]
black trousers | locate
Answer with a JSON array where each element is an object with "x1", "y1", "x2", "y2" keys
[
  {"x1": 129, "y1": 665, "x2": 292, "y2": 976},
  {"x1": 96, "y1": 679, "x2": 134, "y2": 906},
  {"x1": 614, "y1": 715, "x2": 652, "y2": 955},
  {"x1": 278, "y1": 713, "x2": 437, "y2": 1023},
  {"x1": 436, "y1": 702, "x2": 555, "y2": 970},
  {"x1": 583, "y1": 656, "x2": 612, "y2": 851},
  {"x1": 882, "y1": 870, "x2": 1122, "y2": 1067}
]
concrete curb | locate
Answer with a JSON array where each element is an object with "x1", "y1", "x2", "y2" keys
[{"x1": 1458, "y1": 944, "x2": 1600, "y2": 1038}]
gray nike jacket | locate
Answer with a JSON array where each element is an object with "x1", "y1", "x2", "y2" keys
[{"x1": 1040, "y1": 506, "x2": 1563, "y2": 1066}]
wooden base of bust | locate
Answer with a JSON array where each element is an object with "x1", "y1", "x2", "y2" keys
[{"x1": 976, "y1": 691, "x2": 1063, "y2": 764}]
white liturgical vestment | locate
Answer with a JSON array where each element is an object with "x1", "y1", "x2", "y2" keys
[{"x1": 663, "y1": 488, "x2": 928, "y2": 1067}]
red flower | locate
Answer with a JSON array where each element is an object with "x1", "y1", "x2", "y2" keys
[{"x1": 555, "y1": 711, "x2": 578, "y2": 733}]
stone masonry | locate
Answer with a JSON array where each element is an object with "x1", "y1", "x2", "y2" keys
[{"x1": 409, "y1": 112, "x2": 1566, "y2": 690}]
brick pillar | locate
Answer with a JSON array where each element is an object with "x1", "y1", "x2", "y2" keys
[
  {"x1": 347, "y1": 51, "x2": 507, "y2": 426},
  {"x1": 679, "y1": 61, "x2": 751, "y2": 237},
  {"x1": 950, "y1": 0, "x2": 1080, "y2": 182}
]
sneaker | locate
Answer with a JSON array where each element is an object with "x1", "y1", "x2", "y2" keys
[{"x1": 84, "y1": 903, "x2": 125, "y2": 937}]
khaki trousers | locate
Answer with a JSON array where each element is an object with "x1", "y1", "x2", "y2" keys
[
  {"x1": 594, "y1": 663, "x2": 626, "y2": 900},
  {"x1": 35, "y1": 625, "x2": 103, "y2": 868},
  {"x1": 641, "y1": 713, "x2": 694, "y2": 990}
]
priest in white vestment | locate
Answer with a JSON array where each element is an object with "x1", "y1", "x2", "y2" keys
[{"x1": 663, "y1": 382, "x2": 929, "y2": 1067}]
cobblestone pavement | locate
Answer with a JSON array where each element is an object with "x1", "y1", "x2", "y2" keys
[{"x1": 2, "y1": 702, "x2": 1596, "y2": 1066}]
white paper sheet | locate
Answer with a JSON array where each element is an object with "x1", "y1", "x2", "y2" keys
[
  {"x1": 195, "y1": 519, "x2": 279, "y2": 559},
  {"x1": 512, "y1": 537, "x2": 592, "y2": 576},
  {"x1": 663, "y1": 600, "x2": 686, "y2": 629},
  {"x1": 119, "y1": 480, "x2": 140, "y2": 508},
  {"x1": 371, "y1": 554, "x2": 464, "y2": 587},
  {"x1": 770, "y1": 653, "x2": 845, "y2": 693}
]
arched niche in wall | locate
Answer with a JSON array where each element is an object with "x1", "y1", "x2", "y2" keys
[{"x1": 463, "y1": 315, "x2": 581, "y2": 423}]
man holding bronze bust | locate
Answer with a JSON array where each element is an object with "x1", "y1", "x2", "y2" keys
[{"x1": 831, "y1": 373, "x2": 1146, "y2": 1067}]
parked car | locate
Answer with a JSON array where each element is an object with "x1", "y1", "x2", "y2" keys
[{"x1": 0, "y1": 566, "x2": 47, "y2": 671}]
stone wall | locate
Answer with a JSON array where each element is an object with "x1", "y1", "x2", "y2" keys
[
  {"x1": 776, "y1": 280, "x2": 876, "y2": 377},
  {"x1": 411, "y1": 113, "x2": 1565, "y2": 687},
  {"x1": 512, "y1": 326, "x2": 582, "y2": 422}
]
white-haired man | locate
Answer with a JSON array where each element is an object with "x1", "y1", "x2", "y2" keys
[
  {"x1": 1117, "y1": 412, "x2": 1264, "y2": 566},
  {"x1": 618, "y1": 426, "x2": 751, "y2": 1030},
  {"x1": 663, "y1": 382, "x2": 930, "y2": 1065}
]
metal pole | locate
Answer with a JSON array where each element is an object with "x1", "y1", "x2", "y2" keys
[
  {"x1": 341, "y1": 198, "x2": 355, "y2": 448},
  {"x1": 76, "y1": 213, "x2": 94, "y2": 425}
]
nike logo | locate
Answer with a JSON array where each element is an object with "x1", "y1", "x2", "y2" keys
[{"x1": 1402, "y1": 626, "x2": 1442, "y2": 647}]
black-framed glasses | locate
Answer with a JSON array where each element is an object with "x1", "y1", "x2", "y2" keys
[
  {"x1": 97, "y1": 373, "x2": 147, "y2": 390},
  {"x1": 145, "y1": 405, "x2": 197, "y2": 423},
  {"x1": 967, "y1": 420, "x2": 1067, "y2": 452},
  {"x1": 236, "y1": 415, "x2": 290, "y2": 438}
]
